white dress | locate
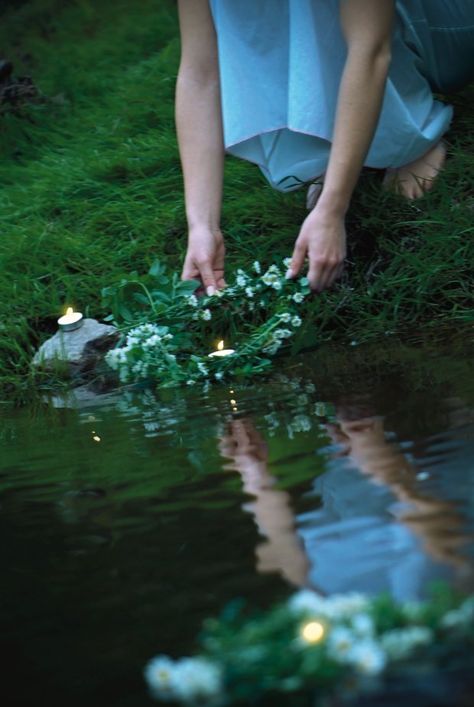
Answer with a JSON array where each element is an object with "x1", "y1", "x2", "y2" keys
[{"x1": 209, "y1": 0, "x2": 474, "y2": 190}]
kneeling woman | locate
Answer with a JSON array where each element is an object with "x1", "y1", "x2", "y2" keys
[{"x1": 176, "y1": 0, "x2": 474, "y2": 293}]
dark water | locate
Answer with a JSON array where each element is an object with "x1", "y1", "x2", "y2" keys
[{"x1": 1, "y1": 336, "x2": 474, "y2": 706}]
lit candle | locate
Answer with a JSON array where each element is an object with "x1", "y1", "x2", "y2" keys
[
  {"x1": 300, "y1": 621, "x2": 325, "y2": 644},
  {"x1": 58, "y1": 306, "x2": 84, "y2": 332},
  {"x1": 208, "y1": 339, "x2": 235, "y2": 358}
]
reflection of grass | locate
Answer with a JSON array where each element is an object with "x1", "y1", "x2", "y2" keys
[{"x1": 0, "y1": 0, "x2": 473, "y2": 402}]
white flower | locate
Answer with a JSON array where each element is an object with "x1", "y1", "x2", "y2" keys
[
  {"x1": 348, "y1": 640, "x2": 386, "y2": 676},
  {"x1": 126, "y1": 323, "x2": 161, "y2": 345},
  {"x1": 200, "y1": 309, "x2": 212, "y2": 321},
  {"x1": 197, "y1": 362, "x2": 209, "y2": 376},
  {"x1": 440, "y1": 609, "x2": 467, "y2": 631},
  {"x1": 292, "y1": 292, "x2": 305, "y2": 304},
  {"x1": 144, "y1": 421, "x2": 160, "y2": 433},
  {"x1": 143, "y1": 334, "x2": 161, "y2": 349},
  {"x1": 245, "y1": 286, "x2": 254, "y2": 298},
  {"x1": 314, "y1": 402, "x2": 327, "y2": 417},
  {"x1": 290, "y1": 591, "x2": 369, "y2": 622},
  {"x1": 264, "y1": 412, "x2": 280, "y2": 430},
  {"x1": 262, "y1": 341, "x2": 282, "y2": 355},
  {"x1": 327, "y1": 627, "x2": 357, "y2": 663},
  {"x1": 187, "y1": 295, "x2": 198, "y2": 307},
  {"x1": 288, "y1": 590, "x2": 328, "y2": 616},
  {"x1": 381, "y1": 626, "x2": 433, "y2": 660},
  {"x1": 460, "y1": 597, "x2": 474, "y2": 621},
  {"x1": 172, "y1": 657, "x2": 223, "y2": 703},
  {"x1": 105, "y1": 349, "x2": 121, "y2": 370},
  {"x1": 351, "y1": 613, "x2": 375, "y2": 638},
  {"x1": 144, "y1": 655, "x2": 177, "y2": 699},
  {"x1": 215, "y1": 372, "x2": 224, "y2": 380},
  {"x1": 278, "y1": 312, "x2": 292, "y2": 323},
  {"x1": 236, "y1": 275, "x2": 247, "y2": 288},
  {"x1": 283, "y1": 256, "x2": 292, "y2": 269},
  {"x1": 290, "y1": 415, "x2": 312, "y2": 433},
  {"x1": 262, "y1": 264, "x2": 282, "y2": 290},
  {"x1": 274, "y1": 328, "x2": 293, "y2": 340},
  {"x1": 253, "y1": 260, "x2": 261, "y2": 274},
  {"x1": 291, "y1": 316, "x2": 302, "y2": 328}
]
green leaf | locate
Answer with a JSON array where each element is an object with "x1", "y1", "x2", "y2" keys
[
  {"x1": 148, "y1": 260, "x2": 169, "y2": 284},
  {"x1": 175, "y1": 279, "x2": 200, "y2": 296}
]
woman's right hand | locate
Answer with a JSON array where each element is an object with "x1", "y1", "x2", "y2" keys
[{"x1": 181, "y1": 226, "x2": 226, "y2": 295}]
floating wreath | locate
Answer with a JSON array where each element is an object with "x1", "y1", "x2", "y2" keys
[
  {"x1": 102, "y1": 259, "x2": 318, "y2": 387},
  {"x1": 144, "y1": 586, "x2": 474, "y2": 705}
]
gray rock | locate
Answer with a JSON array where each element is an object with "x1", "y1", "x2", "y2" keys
[
  {"x1": 44, "y1": 384, "x2": 124, "y2": 409},
  {"x1": 33, "y1": 318, "x2": 119, "y2": 374}
]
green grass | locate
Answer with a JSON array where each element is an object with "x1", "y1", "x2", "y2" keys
[{"x1": 0, "y1": 0, "x2": 473, "y2": 403}]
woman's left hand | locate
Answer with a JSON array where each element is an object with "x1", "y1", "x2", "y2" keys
[{"x1": 287, "y1": 208, "x2": 347, "y2": 292}]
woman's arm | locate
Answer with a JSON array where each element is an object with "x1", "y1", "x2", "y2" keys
[
  {"x1": 320, "y1": 0, "x2": 394, "y2": 213},
  {"x1": 289, "y1": 0, "x2": 394, "y2": 291},
  {"x1": 176, "y1": 0, "x2": 226, "y2": 294}
]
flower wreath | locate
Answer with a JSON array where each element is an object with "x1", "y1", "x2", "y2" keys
[
  {"x1": 103, "y1": 259, "x2": 316, "y2": 388},
  {"x1": 144, "y1": 586, "x2": 474, "y2": 705}
]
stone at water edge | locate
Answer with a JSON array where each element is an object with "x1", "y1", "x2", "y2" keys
[
  {"x1": 44, "y1": 384, "x2": 125, "y2": 409},
  {"x1": 33, "y1": 318, "x2": 119, "y2": 374}
]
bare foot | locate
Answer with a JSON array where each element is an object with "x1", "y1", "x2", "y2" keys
[
  {"x1": 306, "y1": 178, "x2": 324, "y2": 210},
  {"x1": 383, "y1": 141, "x2": 447, "y2": 200}
]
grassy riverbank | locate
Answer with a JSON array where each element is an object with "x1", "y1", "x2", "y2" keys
[{"x1": 0, "y1": 0, "x2": 473, "y2": 402}]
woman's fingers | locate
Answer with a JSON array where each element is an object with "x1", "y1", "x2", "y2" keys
[
  {"x1": 181, "y1": 228, "x2": 226, "y2": 292},
  {"x1": 181, "y1": 256, "x2": 199, "y2": 282},
  {"x1": 193, "y1": 259, "x2": 216, "y2": 295},
  {"x1": 287, "y1": 238, "x2": 307, "y2": 279}
]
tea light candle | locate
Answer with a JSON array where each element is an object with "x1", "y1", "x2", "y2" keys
[
  {"x1": 208, "y1": 339, "x2": 235, "y2": 358},
  {"x1": 58, "y1": 307, "x2": 84, "y2": 332}
]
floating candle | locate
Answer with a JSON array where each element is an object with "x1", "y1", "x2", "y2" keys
[
  {"x1": 58, "y1": 307, "x2": 84, "y2": 332},
  {"x1": 208, "y1": 339, "x2": 235, "y2": 358}
]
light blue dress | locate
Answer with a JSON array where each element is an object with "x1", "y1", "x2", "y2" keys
[
  {"x1": 297, "y1": 463, "x2": 452, "y2": 602},
  {"x1": 208, "y1": 0, "x2": 474, "y2": 191}
]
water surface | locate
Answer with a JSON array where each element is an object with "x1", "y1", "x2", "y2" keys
[{"x1": 1, "y1": 335, "x2": 474, "y2": 706}]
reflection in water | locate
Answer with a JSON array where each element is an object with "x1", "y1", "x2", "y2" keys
[
  {"x1": 218, "y1": 406, "x2": 472, "y2": 601},
  {"x1": 1, "y1": 342, "x2": 474, "y2": 707},
  {"x1": 219, "y1": 419, "x2": 309, "y2": 587}
]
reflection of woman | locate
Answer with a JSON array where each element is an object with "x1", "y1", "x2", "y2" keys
[
  {"x1": 219, "y1": 412, "x2": 469, "y2": 600},
  {"x1": 177, "y1": 1, "x2": 474, "y2": 293},
  {"x1": 219, "y1": 419, "x2": 309, "y2": 587}
]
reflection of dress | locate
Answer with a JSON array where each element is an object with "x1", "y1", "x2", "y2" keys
[
  {"x1": 297, "y1": 460, "x2": 451, "y2": 602},
  {"x1": 209, "y1": 0, "x2": 474, "y2": 190}
]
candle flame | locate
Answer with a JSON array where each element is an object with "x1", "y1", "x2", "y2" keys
[
  {"x1": 217, "y1": 340, "x2": 224, "y2": 351},
  {"x1": 300, "y1": 621, "x2": 325, "y2": 644},
  {"x1": 65, "y1": 307, "x2": 73, "y2": 316}
]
